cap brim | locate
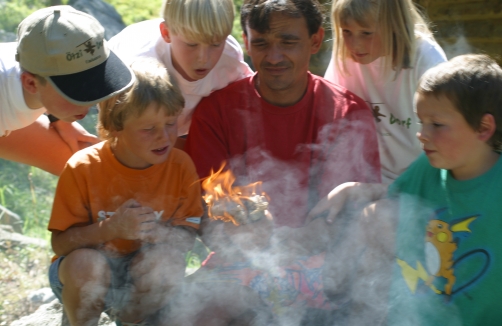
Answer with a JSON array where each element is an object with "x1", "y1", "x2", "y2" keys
[{"x1": 47, "y1": 51, "x2": 135, "y2": 106}]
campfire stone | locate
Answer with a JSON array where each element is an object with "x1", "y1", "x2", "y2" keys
[
  {"x1": 210, "y1": 195, "x2": 268, "y2": 225},
  {"x1": 10, "y1": 299, "x2": 114, "y2": 326}
]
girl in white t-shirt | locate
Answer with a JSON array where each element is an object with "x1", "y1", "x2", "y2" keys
[{"x1": 325, "y1": 0, "x2": 446, "y2": 183}]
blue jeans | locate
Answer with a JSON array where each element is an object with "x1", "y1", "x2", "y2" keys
[{"x1": 48, "y1": 250, "x2": 138, "y2": 314}]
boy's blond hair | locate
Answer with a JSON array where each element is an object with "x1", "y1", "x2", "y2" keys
[
  {"x1": 331, "y1": 0, "x2": 433, "y2": 75},
  {"x1": 98, "y1": 59, "x2": 184, "y2": 141},
  {"x1": 161, "y1": 0, "x2": 234, "y2": 44},
  {"x1": 417, "y1": 54, "x2": 502, "y2": 152}
]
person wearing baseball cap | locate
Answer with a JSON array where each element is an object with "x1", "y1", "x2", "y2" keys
[{"x1": 0, "y1": 6, "x2": 135, "y2": 175}]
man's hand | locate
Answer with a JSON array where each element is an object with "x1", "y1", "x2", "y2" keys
[
  {"x1": 51, "y1": 120, "x2": 100, "y2": 153},
  {"x1": 307, "y1": 182, "x2": 388, "y2": 224},
  {"x1": 109, "y1": 199, "x2": 157, "y2": 240}
]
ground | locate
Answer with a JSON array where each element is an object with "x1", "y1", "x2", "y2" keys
[{"x1": 0, "y1": 240, "x2": 52, "y2": 326}]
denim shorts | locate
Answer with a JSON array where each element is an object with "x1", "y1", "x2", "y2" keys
[{"x1": 49, "y1": 250, "x2": 138, "y2": 313}]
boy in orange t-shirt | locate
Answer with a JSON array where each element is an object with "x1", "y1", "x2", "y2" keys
[{"x1": 48, "y1": 59, "x2": 203, "y2": 326}]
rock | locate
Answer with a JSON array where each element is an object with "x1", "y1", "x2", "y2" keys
[
  {"x1": 0, "y1": 204, "x2": 23, "y2": 233},
  {"x1": 0, "y1": 224, "x2": 15, "y2": 233},
  {"x1": 0, "y1": 227, "x2": 47, "y2": 248},
  {"x1": 28, "y1": 288, "x2": 56, "y2": 304},
  {"x1": 68, "y1": 0, "x2": 126, "y2": 40},
  {"x1": 0, "y1": 29, "x2": 16, "y2": 42},
  {"x1": 10, "y1": 299, "x2": 114, "y2": 326}
]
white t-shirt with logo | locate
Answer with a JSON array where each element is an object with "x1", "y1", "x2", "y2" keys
[
  {"x1": 0, "y1": 43, "x2": 45, "y2": 136},
  {"x1": 325, "y1": 35, "x2": 446, "y2": 183},
  {"x1": 108, "y1": 19, "x2": 253, "y2": 136}
]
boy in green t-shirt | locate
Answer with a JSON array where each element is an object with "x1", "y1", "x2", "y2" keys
[{"x1": 310, "y1": 54, "x2": 502, "y2": 325}]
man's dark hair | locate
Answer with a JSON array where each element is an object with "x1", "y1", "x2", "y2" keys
[{"x1": 241, "y1": 0, "x2": 324, "y2": 36}]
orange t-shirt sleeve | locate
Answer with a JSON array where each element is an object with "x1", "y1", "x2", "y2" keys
[{"x1": 48, "y1": 164, "x2": 91, "y2": 232}]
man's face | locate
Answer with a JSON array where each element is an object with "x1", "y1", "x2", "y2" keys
[
  {"x1": 38, "y1": 82, "x2": 90, "y2": 122},
  {"x1": 243, "y1": 12, "x2": 323, "y2": 106},
  {"x1": 160, "y1": 22, "x2": 226, "y2": 82}
]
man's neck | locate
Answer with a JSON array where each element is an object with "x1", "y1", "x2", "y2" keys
[
  {"x1": 254, "y1": 74, "x2": 309, "y2": 107},
  {"x1": 22, "y1": 87, "x2": 42, "y2": 110}
]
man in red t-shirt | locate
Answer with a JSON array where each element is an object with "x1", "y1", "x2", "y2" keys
[
  {"x1": 165, "y1": 0, "x2": 382, "y2": 325},
  {"x1": 185, "y1": 3, "x2": 380, "y2": 228}
]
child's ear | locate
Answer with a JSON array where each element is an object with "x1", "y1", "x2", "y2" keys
[
  {"x1": 478, "y1": 113, "x2": 496, "y2": 142},
  {"x1": 159, "y1": 22, "x2": 172, "y2": 43},
  {"x1": 109, "y1": 128, "x2": 121, "y2": 138},
  {"x1": 20, "y1": 71, "x2": 39, "y2": 95}
]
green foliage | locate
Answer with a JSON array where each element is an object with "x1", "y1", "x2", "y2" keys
[
  {"x1": 0, "y1": 160, "x2": 57, "y2": 241},
  {"x1": 79, "y1": 107, "x2": 99, "y2": 135},
  {"x1": 103, "y1": 0, "x2": 163, "y2": 25},
  {"x1": 232, "y1": 0, "x2": 244, "y2": 46},
  {"x1": 104, "y1": 0, "x2": 246, "y2": 46},
  {"x1": 0, "y1": 0, "x2": 49, "y2": 33}
]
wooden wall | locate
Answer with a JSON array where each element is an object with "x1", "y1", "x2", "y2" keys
[
  {"x1": 311, "y1": 0, "x2": 502, "y2": 76},
  {"x1": 416, "y1": 0, "x2": 502, "y2": 64}
]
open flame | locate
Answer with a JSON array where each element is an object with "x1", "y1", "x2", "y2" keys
[{"x1": 202, "y1": 164, "x2": 269, "y2": 226}]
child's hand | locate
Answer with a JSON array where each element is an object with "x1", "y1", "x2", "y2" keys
[{"x1": 110, "y1": 199, "x2": 157, "y2": 240}]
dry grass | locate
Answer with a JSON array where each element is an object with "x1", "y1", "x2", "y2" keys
[
  {"x1": 0, "y1": 237, "x2": 205, "y2": 325},
  {"x1": 0, "y1": 240, "x2": 52, "y2": 326}
]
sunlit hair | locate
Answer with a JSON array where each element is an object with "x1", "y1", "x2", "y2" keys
[
  {"x1": 97, "y1": 59, "x2": 184, "y2": 141},
  {"x1": 331, "y1": 0, "x2": 433, "y2": 74},
  {"x1": 241, "y1": 0, "x2": 324, "y2": 37},
  {"x1": 417, "y1": 54, "x2": 502, "y2": 151},
  {"x1": 161, "y1": 0, "x2": 234, "y2": 44}
]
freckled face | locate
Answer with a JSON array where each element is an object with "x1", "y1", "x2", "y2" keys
[
  {"x1": 112, "y1": 104, "x2": 178, "y2": 169},
  {"x1": 162, "y1": 24, "x2": 226, "y2": 82},
  {"x1": 340, "y1": 18, "x2": 384, "y2": 65},
  {"x1": 415, "y1": 94, "x2": 486, "y2": 179}
]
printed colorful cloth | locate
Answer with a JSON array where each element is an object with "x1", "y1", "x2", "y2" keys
[{"x1": 193, "y1": 252, "x2": 338, "y2": 315}]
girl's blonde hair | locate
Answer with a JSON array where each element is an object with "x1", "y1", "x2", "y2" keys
[
  {"x1": 161, "y1": 0, "x2": 234, "y2": 44},
  {"x1": 331, "y1": 0, "x2": 433, "y2": 74},
  {"x1": 97, "y1": 59, "x2": 184, "y2": 141}
]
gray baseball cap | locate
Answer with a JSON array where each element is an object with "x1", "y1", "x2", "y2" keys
[{"x1": 16, "y1": 6, "x2": 135, "y2": 105}]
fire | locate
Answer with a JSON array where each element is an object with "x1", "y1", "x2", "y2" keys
[{"x1": 202, "y1": 164, "x2": 269, "y2": 226}]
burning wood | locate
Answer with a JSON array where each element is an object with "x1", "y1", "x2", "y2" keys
[{"x1": 202, "y1": 165, "x2": 269, "y2": 226}]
